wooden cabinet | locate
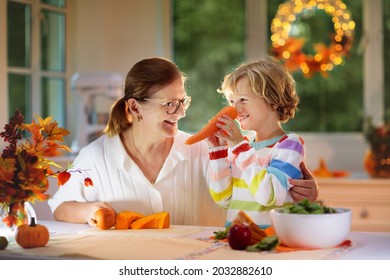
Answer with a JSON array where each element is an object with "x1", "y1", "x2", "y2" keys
[{"x1": 316, "y1": 178, "x2": 390, "y2": 232}]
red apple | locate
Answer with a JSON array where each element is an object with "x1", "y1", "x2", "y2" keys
[{"x1": 228, "y1": 223, "x2": 252, "y2": 250}]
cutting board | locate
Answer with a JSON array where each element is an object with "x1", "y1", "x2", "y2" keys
[{"x1": 78, "y1": 225, "x2": 204, "y2": 238}]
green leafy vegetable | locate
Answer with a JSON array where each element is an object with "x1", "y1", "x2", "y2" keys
[
  {"x1": 246, "y1": 235, "x2": 280, "y2": 252},
  {"x1": 213, "y1": 227, "x2": 229, "y2": 240},
  {"x1": 282, "y1": 199, "x2": 337, "y2": 214}
]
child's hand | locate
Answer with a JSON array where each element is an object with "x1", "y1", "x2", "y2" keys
[
  {"x1": 206, "y1": 133, "x2": 227, "y2": 148},
  {"x1": 215, "y1": 115, "x2": 244, "y2": 147}
]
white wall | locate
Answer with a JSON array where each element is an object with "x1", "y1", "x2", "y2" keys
[{"x1": 68, "y1": 0, "x2": 171, "y2": 74}]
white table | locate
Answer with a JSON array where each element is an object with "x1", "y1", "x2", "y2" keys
[{"x1": 1, "y1": 220, "x2": 389, "y2": 260}]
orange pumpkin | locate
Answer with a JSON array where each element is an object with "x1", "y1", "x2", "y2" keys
[
  {"x1": 115, "y1": 211, "x2": 144, "y2": 229},
  {"x1": 313, "y1": 158, "x2": 349, "y2": 178},
  {"x1": 130, "y1": 211, "x2": 170, "y2": 229},
  {"x1": 15, "y1": 217, "x2": 49, "y2": 249},
  {"x1": 364, "y1": 150, "x2": 377, "y2": 176},
  {"x1": 95, "y1": 208, "x2": 116, "y2": 230}
]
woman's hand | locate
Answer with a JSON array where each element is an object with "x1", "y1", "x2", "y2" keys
[
  {"x1": 289, "y1": 161, "x2": 319, "y2": 202},
  {"x1": 54, "y1": 201, "x2": 115, "y2": 224}
]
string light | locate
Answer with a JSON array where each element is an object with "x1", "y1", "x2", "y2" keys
[{"x1": 271, "y1": 0, "x2": 355, "y2": 78}]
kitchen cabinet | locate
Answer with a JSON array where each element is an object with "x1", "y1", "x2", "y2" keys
[{"x1": 316, "y1": 178, "x2": 390, "y2": 232}]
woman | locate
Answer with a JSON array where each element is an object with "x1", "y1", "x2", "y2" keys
[{"x1": 48, "y1": 57, "x2": 318, "y2": 227}]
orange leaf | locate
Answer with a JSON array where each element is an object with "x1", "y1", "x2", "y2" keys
[
  {"x1": 30, "y1": 190, "x2": 51, "y2": 202},
  {"x1": 42, "y1": 119, "x2": 70, "y2": 142},
  {"x1": 57, "y1": 144, "x2": 73, "y2": 153},
  {"x1": 37, "y1": 114, "x2": 53, "y2": 126},
  {"x1": 2, "y1": 215, "x2": 16, "y2": 228},
  {"x1": 84, "y1": 177, "x2": 93, "y2": 187},
  {"x1": 0, "y1": 158, "x2": 16, "y2": 182},
  {"x1": 42, "y1": 144, "x2": 62, "y2": 157},
  {"x1": 58, "y1": 171, "x2": 71, "y2": 186}
]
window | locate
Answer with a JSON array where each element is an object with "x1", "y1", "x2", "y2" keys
[
  {"x1": 173, "y1": 0, "x2": 386, "y2": 133},
  {"x1": 173, "y1": 0, "x2": 246, "y2": 132},
  {"x1": 268, "y1": 0, "x2": 363, "y2": 132},
  {"x1": 7, "y1": 0, "x2": 67, "y2": 126}
]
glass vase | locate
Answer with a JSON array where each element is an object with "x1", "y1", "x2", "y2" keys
[{"x1": 0, "y1": 201, "x2": 36, "y2": 241}]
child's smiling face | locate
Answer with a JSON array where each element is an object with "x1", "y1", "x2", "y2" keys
[{"x1": 228, "y1": 77, "x2": 280, "y2": 133}]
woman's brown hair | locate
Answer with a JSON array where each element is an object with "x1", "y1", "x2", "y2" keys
[{"x1": 105, "y1": 57, "x2": 186, "y2": 136}]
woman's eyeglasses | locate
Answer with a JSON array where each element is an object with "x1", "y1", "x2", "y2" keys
[{"x1": 143, "y1": 96, "x2": 192, "y2": 114}]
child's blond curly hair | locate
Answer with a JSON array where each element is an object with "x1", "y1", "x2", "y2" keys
[{"x1": 218, "y1": 56, "x2": 299, "y2": 123}]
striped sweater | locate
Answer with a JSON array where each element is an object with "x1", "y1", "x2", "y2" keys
[{"x1": 208, "y1": 133, "x2": 305, "y2": 228}]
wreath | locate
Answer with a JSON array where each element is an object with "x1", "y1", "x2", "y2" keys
[{"x1": 270, "y1": 0, "x2": 355, "y2": 78}]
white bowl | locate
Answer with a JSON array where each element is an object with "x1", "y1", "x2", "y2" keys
[{"x1": 270, "y1": 207, "x2": 352, "y2": 249}]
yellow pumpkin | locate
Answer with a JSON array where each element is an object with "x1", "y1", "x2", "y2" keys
[{"x1": 15, "y1": 217, "x2": 49, "y2": 249}]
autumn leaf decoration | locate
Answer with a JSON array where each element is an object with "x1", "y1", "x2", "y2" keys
[
  {"x1": 57, "y1": 169, "x2": 93, "y2": 187},
  {"x1": 57, "y1": 170, "x2": 71, "y2": 186},
  {"x1": 0, "y1": 110, "x2": 93, "y2": 228}
]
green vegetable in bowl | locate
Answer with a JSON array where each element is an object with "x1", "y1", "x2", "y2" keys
[{"x1": 282, "y1": 199, "x2": 337, "y2": 214}]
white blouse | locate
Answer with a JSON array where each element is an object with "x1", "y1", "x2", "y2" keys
[{"x1": 48, "y1": 131, "x2": 226, "y2": 226}]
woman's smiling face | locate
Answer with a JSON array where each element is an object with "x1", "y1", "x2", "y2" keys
[
  {"x1": 140, "y1": 78, "x2": 188, "y2": 138},
  {"x1": 228, "y1": 77, "x2": 279, "y2": 132}
]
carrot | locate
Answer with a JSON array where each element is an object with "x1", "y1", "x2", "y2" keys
[{"x1": 185, "y1": 106, "x2": 238, "y2": 145}]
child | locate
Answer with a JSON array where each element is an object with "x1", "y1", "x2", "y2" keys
[{"x1": 207, "y1": 56, "x2": 304, "y2": 229}]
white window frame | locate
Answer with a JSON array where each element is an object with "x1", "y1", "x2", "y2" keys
[
  {"x1": 0, "y1": 0, "x2": 7, "y2": 128},
  {"x1": 0, "y1": 0, "x2": 70, "y2": 127}
]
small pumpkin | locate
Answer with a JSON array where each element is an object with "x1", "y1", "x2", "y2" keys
[
  {"x1": 15, "y1": 217, "x2": 50, "y2": 249},
  {"x1": 94, "y1": 208, "x2": 116, "y2": 230}
]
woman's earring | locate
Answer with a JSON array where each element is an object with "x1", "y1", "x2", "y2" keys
[{"x1": 137, "y1": 115, "x2": 143, "y2": 121}]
